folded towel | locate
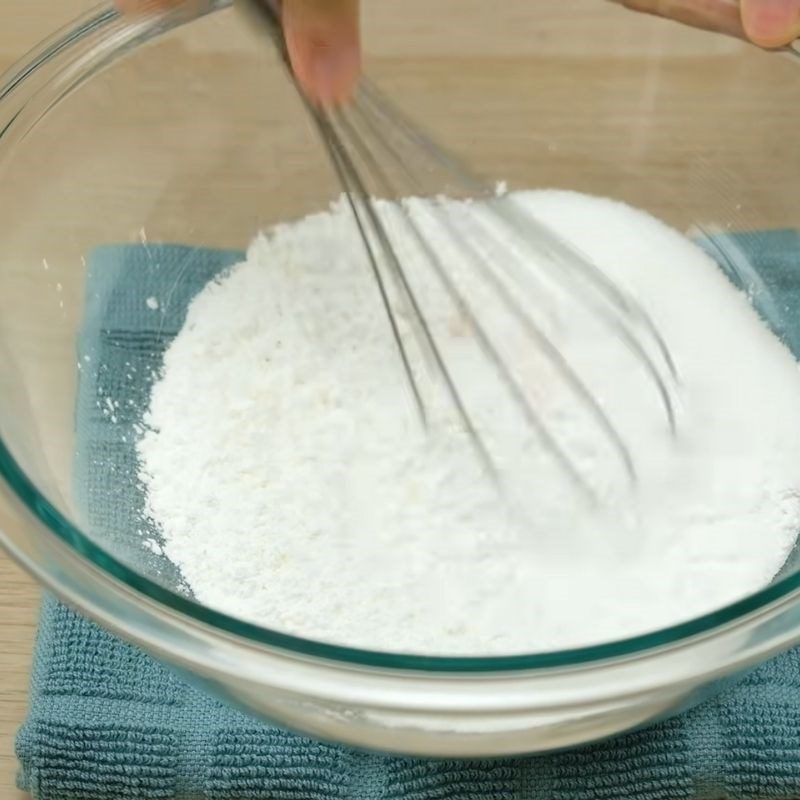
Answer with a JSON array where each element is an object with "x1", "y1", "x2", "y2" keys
[{"x1": 17, "y1": 232, "x2": 800, "y2": 799}]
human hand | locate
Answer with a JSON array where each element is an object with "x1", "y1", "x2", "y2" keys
[
  {"x1": 610, "y1": 0, "x2": 800, "y2": 47},
  {"x1": 116, "y1": 0, "x2": 360, "y2": 106},
  {"x1": 116, "y1": 0, "x2": 797, "y2": 107}
]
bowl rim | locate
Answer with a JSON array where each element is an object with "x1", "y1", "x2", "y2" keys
[{"x1": 2, "y1": 1, "x2": 800, "y2": 674}]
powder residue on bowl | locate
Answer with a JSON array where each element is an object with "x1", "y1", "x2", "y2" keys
[{"x1": 136, "y1": 190, "x2": 800, "y2": 655}]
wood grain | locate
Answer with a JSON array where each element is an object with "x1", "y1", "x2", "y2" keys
[
  {"x1": 1, "y1": 5, "x2": 96, "y2": 798},
  {"x1": 0, "y1": 1, "x2": 797, "y2": 798},
  {"x1": 0, "y1": 559, "x2": 38, "y2": 800},
  {"x1": 0, "y1": 0, "x2": 88, "y2": 790}
]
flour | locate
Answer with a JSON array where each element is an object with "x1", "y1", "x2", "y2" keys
[{"x1": 137, "y1": 190, "x2": 800, "y2": 655}]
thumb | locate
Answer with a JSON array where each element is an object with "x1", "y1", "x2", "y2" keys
[
  {"x1": 740, "y1": 0, "x2": 800, "y2": 46},
  {"x1": 281, "y1": 0, "x2": 361, "y2": 107}
]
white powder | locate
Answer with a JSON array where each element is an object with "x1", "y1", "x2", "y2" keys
[{"x1": 137, "y1": 190, "x2": 800, "y2": 655}]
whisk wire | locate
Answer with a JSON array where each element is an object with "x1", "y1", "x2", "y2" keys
[
  {"x1": 348, "y1": 96, "x2": 638, "y2": 485},
  {"x1": 310, "y1": 107, "x2": 428, "y2": 428},
  {"x1": 358, "y1": 80, "x2": 678, "y2": 366},
  {"x1": 236, "y1": 0, "x2": 680, "y2": 500},
  {"x1": 316, "y1": 107, "x2": 499, "y2": 480},
  {"x1": 357, "y1": 80, "x2": 680, "y2": 435},
  {"x1": 335, "y1": 105, "x2": 599, "y2": 498}
]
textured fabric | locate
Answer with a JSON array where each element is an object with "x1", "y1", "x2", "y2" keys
[{"x1": 16, "y1": 232, "x2": 800, "y2": 799}]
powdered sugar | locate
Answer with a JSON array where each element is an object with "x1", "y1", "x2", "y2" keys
[{"x1": 137, "y1": 190, "x2": 800, "y2": 655}]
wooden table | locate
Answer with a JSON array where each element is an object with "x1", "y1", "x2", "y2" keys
[
  {"x1": 0, "y1": 6, "x2": 62, "y2": 792},
  {"x1": 0, "y1": 5, "x2": 96, "y2": 798},
  {"x1": 0, "y1": 5, "x2": 101, "y2": 795},
  {"x1": 0, "y1": 1, "x2": 798, "y2": 797}
]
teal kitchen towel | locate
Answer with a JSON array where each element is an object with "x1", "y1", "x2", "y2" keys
[{"x1": 16, "y1": 232, "x2": 800, "y2": 799}]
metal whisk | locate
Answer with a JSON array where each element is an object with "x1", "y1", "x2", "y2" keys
[{"x1": 237, "y1": 0, "x2": 679, "y2": 503}]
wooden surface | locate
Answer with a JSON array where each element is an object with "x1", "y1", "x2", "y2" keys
[
  {"x1": 0, "y1": 7, "x2": 91, "y2": 800},
  {"x1": 0, "y1": 1, "x2": 798, "y2": 798},
  {"x1": 0, "y1": 559, "x2": 37, "y2": 800},
  {"x1": 0, "y1": 5, "x2": 98, "y2": 797},
  {"x1": 0, "y1": 8, "x2": 65, "y2": 796}
]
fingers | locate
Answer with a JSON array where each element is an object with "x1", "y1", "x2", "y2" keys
[
  {"x1": 610, "y1": 0, "x2": 800, "y2": 45},
  {"x1": 740, "y1": 0, "x2": 800, "y2": 46},
  {"x1": 282, "y1": 0, "x2": 361, "y2": 106},
  {"x1": 116, "y1": 0, "x2": 361, "y2": 106},
  {"x1": 609, "y1": 1, "x2": 749, "y2": 39}
]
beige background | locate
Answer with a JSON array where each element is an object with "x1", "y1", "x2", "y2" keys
[
  {"x1": 0, "y1": 0, "x2": 59, "y2": 786},
  {"x1": 0, "y1": 1, "x2": 798, "y2": 797},
  {"x1": 0, "y1": 8, "x2": 89, "y2": 800},
  {"x1": 0, "y1": 8, "x2": 67, "y2": 794}
]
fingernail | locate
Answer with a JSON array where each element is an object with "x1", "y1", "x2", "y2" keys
[
  {"x1": 309, "y1": 44, "x2": 360, "y2": 107},
  {"x1": 742, "y1": 0, "x2": 800, "y2": 47}
]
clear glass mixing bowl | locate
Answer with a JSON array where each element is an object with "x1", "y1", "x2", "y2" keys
[{"x1": 1, "y1": 0, "x2": 800, "y2": 757}]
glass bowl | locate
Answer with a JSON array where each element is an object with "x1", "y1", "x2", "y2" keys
[{"x1": 1, "y1": 0, "x2": 800, "y2": 757}]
